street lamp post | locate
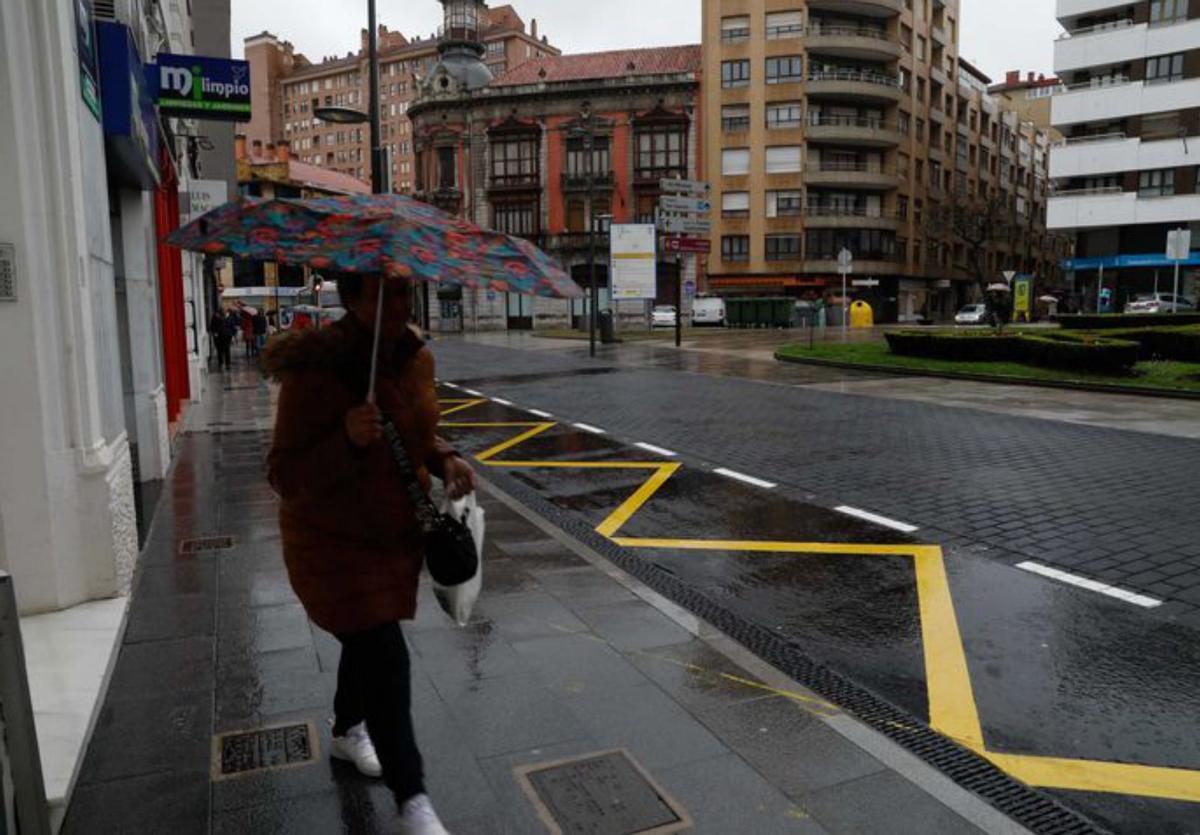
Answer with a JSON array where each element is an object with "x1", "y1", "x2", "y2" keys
[{"x1": 585, "y1": 116, "x2": 598, "y2": 359}]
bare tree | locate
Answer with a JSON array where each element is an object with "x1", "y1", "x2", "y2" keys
[{"x1": 923, "y1": 195, "x2": 1014, "y2": 303}]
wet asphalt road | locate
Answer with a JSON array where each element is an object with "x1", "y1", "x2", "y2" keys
[{"x1": 431, "y1": 336, "x2": 1200, "y2": 835}]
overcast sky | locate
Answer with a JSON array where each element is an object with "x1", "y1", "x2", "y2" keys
[{"x1": 231, "y1": 0, "x2": 1063, "y2": 83}]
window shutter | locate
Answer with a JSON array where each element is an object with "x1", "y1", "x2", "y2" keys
[{"x1": 765, "y1": 146, "x2": 803, "y2": 174}]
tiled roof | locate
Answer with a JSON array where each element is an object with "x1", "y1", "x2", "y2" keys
[{"x1": 491, "y1": 45, "x2": 701, "y2": 87}]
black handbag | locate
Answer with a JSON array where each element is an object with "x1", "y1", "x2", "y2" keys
[{"x1": 381, "y1": 417, "x2": 479, "y2": 587}]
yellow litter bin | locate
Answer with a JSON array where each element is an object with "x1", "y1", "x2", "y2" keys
[{"x1": 850, "y1": 300, "x2": 874, "y2": 329}]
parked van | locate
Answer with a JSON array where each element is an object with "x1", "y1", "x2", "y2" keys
[{"x1": 692, "y1": 296, "x2": 726, "y2": 327}]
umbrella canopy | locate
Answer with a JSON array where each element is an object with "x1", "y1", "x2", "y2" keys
[{"x1": 167, "y1": 194, "x2": 582, "y2": 299}]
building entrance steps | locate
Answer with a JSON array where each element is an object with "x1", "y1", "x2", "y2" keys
[{"x1": 60, "y1": 366, "x2": 1027, "y2": 835}]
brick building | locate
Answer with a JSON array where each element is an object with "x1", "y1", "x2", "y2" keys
[
  {"x1": 409, "y1": 1, "x2": 703, "y2": 331},
  {"x1": 239, "y1": 3, "x2": 557, "y2": 193}
]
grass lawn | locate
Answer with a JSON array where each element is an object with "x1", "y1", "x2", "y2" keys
[{"x1": 776, "y1": 341, "x2": 1200, "y2": 395}]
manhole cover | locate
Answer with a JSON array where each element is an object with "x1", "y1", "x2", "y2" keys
[
  {"x1": 179, "y1": 536, "x2": 236, "y2": 555},
  {"x1": 212, "y1": 722, "x2": 317, "y2": 781},
  {"x1": 516, "y1": 750, "x2": 690, "y2": 835}
]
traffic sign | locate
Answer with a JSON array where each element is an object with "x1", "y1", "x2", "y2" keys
[
  {"x1": 837, "y1": 248, "x2": 854, "y2": 270},
  {"x1": 852, "y1": 279, "x2": 880, "y2": 288},
  {"x1": 659, "y1": 217, "x2": 712, "y2": 235},
  {"x1": 1002, "y1": 270, "x2": 1017, "y2": 285},
  {"x1": 1167, "y1": 229, "x2": 1192, "y2": 261},
  {"x1": 659, "y1": 196, "x2": 711, "y2": 214},
  {"x1": 663, "y1": 236, "x2": 712, "y2": 254},
  {"x1": 660, "y1": 178, "x2": 711, "y2": 196}
]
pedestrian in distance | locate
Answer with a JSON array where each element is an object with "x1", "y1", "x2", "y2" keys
[
  {"x1": 253, "y1": 309, "x2": 268, "y2": 354},
  {"x1": 240, "y1": 306, "x2": 257, "y2": 360},
  {"x1": 209, "y1": 309, "x2": 233, "y2": 372},
  {"x1": 263, "y1": 271, "x2": 476, "y2": 835}
]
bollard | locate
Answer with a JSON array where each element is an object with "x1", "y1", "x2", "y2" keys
[{"x1": 0, "y1": 573, "x2": 50, "y2": 835}]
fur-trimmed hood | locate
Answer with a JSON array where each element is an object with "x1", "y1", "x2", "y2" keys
[{"x1": 260, "y1": 317, "x2": 424, "y2": 382}]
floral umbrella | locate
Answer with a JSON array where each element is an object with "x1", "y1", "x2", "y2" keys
[{"x1": 167, "y1": 194, "x2": 582, "y2": 299}]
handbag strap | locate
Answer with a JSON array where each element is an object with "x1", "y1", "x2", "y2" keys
[{"x1": 381, "y1": 416, "x2": 440, "y2": 534}]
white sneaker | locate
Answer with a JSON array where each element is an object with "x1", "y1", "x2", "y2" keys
[
  {"x1": 330, "y1": 722, "x2": 383, "y2": 778},
  {"x1": 398, "y1": 794, "x2": 450, "y2": 835}
]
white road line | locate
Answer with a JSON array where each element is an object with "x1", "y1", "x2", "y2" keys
[
  {"x1": 529, "y1": 409, "x2": 553, "y2": 419},
  {"x1": 573, "y1": 422, "x2": 606, "y2": 435},
  {"x1": 463, "y1": 389, "x2": 483, "y2": 397},
  {"x1": 834, "y1": 506, "x2": 919, "y2": 534},
  {"x1": 442, "y1": 382, "x2": 460, "y2": 389},
  {"x1": 634, "y1": 442, "x2": 678, "y2": 457},
  {"x1": 714, "y1": 468, "x2": 777, "y2": 489},
  {"x1": 491, "y1": 398, "x2": 513, "y2": 407},
  {"x1": 1016, "y1": 561, "x2": 1163, "y2": 609}
]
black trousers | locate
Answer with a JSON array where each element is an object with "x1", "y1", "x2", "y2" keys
[
  {"x1": 334, "y1": 622, "x2": 425, "y2": 804},
  {"x1": 215, "y1": 338, "x2": 232, "y2": 370}
]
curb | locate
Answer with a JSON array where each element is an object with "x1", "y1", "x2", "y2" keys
[{"x1": 774, "y1": 351, "x2": 1200, "y2": 401}]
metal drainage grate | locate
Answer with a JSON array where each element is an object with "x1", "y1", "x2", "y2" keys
[
  {"x1": 212, "y1": 722, "x2": 318, "y2": 781},
  {"x1": 516, "y1": 750, "x2": 690, "y2": 835},
  {"x1": 178, "y1": 536, "x2": 236, "y2": 555},
  {"x1": 484, "y1": 467, "x2": 1113, "y2": 835}
]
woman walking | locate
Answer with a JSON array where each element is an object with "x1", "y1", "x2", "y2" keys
[{"x1": 263, "y1": 272, "x2": 476, "y2": 835}]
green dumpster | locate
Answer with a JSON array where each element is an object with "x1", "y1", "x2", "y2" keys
[{"x1": 772, "y1": 298, "x2": 794, "y2": 328}]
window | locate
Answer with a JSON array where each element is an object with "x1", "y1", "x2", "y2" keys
[
  {"x1": 722, "y1": 191, "x2": 750, "y2": 218},
  {"x1": 805, "y1": 229, "x2": 896, "y2": 260},
  {"x1": 722, "y1": 148, "x2": 751, "y2": 176},
  {"x1": 766, "y1": 55, "x2": 803, "y2": 84},
  {"x1": 1142, "y1": 112, "x2": 1183, "y2": 140},
  {"x1": 721, "y1": 59, "x2": 751, "y2": 88},
  {"x1": 721, "y1": 15, "x2": 750, "y2": 42},
  {"x1": 1150, "y1": 0, "x2": 1187, "y2": 24},
  {"x1": 722, "y1": 105, "x2": 751, "y2": 132},
  {"x1": 1139, "y1": 169, "x2": 1175, "y2": 197},
  {"x1": 722, "y1": 236, "x2": 750, "y2": 262},
  {"x1": 898, "y1": 196, "x2": 909, "y2": 220},
  {"x1": 436, "y1": 146, "x2": 457, "y2": 190},
  {"x1": 491, "y1": 136, "x2": 539, "y2": 185},
  {"x1": 766, "y1": 190, "x2": 803, "y2": 217},
  {"x1": 566, "y1": 135, "x2": 610, "y2": 179},
  {"x1": 766, "y1": 101, "x2": 803, "y2": 129},
  {"x1": 765, "y1": 145, "x2": 802, "y2": 174},
  {"x1": 1146, "y1": 53, "x2": 1184, "y2": 83},
  {"x1": 766, "y1": 235, "x2": 802, "y2": 261},
  {"x1": 765, "y1": 10, "x2": 803, "y2": 39},
  {"x1": 636, "y1": 127, "x2": 687, "y2": 178}
]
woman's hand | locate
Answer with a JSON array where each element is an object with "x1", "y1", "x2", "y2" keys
[
  {"x1": 344, "y1": 402, "x2": 383, "y2": 449},
  {"x1": 443, "y1": 455, "x2": 477, "y2": 500}
]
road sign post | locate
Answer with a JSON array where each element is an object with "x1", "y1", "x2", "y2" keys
[
  {"x1": 658, "y1": 179, "x2": 712, "y2": 349},
  {"x1": 1168, "y1": 229, "x2": 1192, "y2": 312},
  {"x1": 837, "y1": 248, "x2": 854, "y2": 339}
]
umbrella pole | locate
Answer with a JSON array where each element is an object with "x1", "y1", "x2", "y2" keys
[{"x1": 367, "y1": 280, "x2": 385, "y2": 404}]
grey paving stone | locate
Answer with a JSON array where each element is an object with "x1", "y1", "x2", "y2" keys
[
  {"x1": 107, "y1": 636, "x2": 215, "y2": 703},
  {"x1": 123, "y1": 593, "x2": 215, "y2": 643},
  {"x1": 440, "y1": 673, "x2": 592, "y2": 759},
  {"x1": 801, "y1": 770, "x2": 986, "y2": 835},
  {"x1": 61, "y1": 769, "x2": 210, "y2": 835},
  {"x1": 510, "y1": 631, "x2": 650, "y2": 697},
  {"x1": 77, "y1": 690, "x2": 212, "y2": 784},
  {"x1": 625, "y1": 639, "x2": 780, "y2": 715},
  {"x1": 573, "y1": 598, "x2": 696, "y2": 651}
]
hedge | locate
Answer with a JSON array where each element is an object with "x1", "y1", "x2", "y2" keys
[
  {"x1": 1058, "y1": 313, "x2": 1200, "y2": 330},
  {"x1": 885, "y1": 330, "x2": 1140, "y2": 374},
  {"x1": 1100, "y1": 326, "x2": 1200, "y2": 363}
]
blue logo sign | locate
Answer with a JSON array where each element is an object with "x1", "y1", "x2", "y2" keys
[{"x1": 148, "y1": 54, "x2": 251, "y2": 121}]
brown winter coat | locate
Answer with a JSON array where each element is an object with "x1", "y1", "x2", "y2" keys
[{"x1": 263, "y1": 315, "x2": 457, "y2": 635}]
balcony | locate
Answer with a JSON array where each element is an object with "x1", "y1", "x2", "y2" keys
[
  {"x1": 561, "y1": 171, "x2": 615, "y2": 192},
  {"x1": 1052, "y1": 77, "x2": 1200, "y2": 127},
  {"x1": 1056, "y1": 0, "x2": 1137, "y2": 26},
  {"x1": 807, "y1": 0, "x2": 902, "y2": 17},
  {"x1": 1055, "y1": 18, "x2": 1200, "y2": 75},
  {"x1": 805, "y1": 24, "x2": 901, "y2": 61},
  {"x1": 1050, "y1": 134, "x2": 1197, "y2": 179},
  {"x1": 720, "y1": 27, "x2": 751, "y2": 45},
  {"x1": 806, "y1": 163, "x2": 902, "y2": 190},
  {"x1": 488, "y1": 174, "x2": 540, "y2": 193},
  {"x1": 804, "y1": 206, "x2": 901, "y2": 229},
  {"x1": 805, "y1": 114, "x2": 903, "y2": 147},
  {"x1": 807, "y1": 69, "x2": 903, "y2": 103}
]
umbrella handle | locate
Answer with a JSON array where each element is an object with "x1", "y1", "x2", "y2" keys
[{"x1": 367, "y1": 279, "x2": 385, "y2": 405}]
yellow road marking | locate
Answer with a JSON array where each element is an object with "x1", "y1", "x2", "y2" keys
[{"x1": 437, "y1": 396, "x2": 1200, "y2": 803}]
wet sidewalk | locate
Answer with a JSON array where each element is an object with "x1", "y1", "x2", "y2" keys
[{"x1": 60, "y1": 367, "x2": 1027, "y2": 834}]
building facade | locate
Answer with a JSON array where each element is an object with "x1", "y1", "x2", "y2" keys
[
  {"x1": 1049, "y1": 0, "x2": 1200, "y2": 312},
  {"x1": 702, "y1": 0, "x2": 1062, "y2": 321},
  {"x1": 408, "y1": 1, "x2": 703, "y2": 331},
  {"x1": 241, "y1": 4, "x2": 558, "y2": 195},
  {"x1": 989, "y1": 70, "x2": 1065, "y2": 133}
]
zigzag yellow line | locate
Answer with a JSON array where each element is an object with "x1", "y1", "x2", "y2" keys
[{"x1": 440, "y1": 397, "x2": 1200, "y2": 804}]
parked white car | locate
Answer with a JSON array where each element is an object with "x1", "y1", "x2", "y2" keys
[
  {"x1": 692, "y1": 297, "x2": 726, "y2": 327},
  {"x1": 955, "y1": 304, "x2": 990, "y2": 325},
  {"x1": 1124, "y1": 294, "x2": 1196, "y2": 314},
  {"x1": 652, "y1": 306, "x2": 679, "y2": 328}
]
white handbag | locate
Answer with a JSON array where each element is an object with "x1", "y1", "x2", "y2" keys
[{"x1": 432, "y1": 492, "x2": 485, "y2": 627}]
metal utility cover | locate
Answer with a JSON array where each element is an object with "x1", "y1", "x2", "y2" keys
[
  {"x1": 179, "y1": 536, "x2": 236, "y2": 555},
  {"x1": 212, "y1": 722, "x2": 318, "y2": 780},
  {"x1": 516, "y1": 750, "x2": 691, "y2": 835},
  {"x1": 0, "y1": 243, "x2": 16, "y2": 302}
]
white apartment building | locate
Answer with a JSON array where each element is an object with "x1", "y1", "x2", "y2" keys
[{"x1": 1049, "y1": 0, "x2": 1200, "y2": 311}]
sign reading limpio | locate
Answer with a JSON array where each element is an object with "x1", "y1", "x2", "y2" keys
[{"x1": 148, "y1": 54, "x2": 251, "y2": 121}]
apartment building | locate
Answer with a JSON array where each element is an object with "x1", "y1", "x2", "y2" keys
[
  {"x1": 1049, "y1": 0, "x2": 1200, "y2": 311},
  {"x1": 702, "y1": 0, "x2": 1062, "y2": 321},
  {"x1": 241, "y1": 5, "x2": 557, "y2": 194},
  {"x1": 989, "y1": 70, "x2": 1066, "y2": 134}
]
